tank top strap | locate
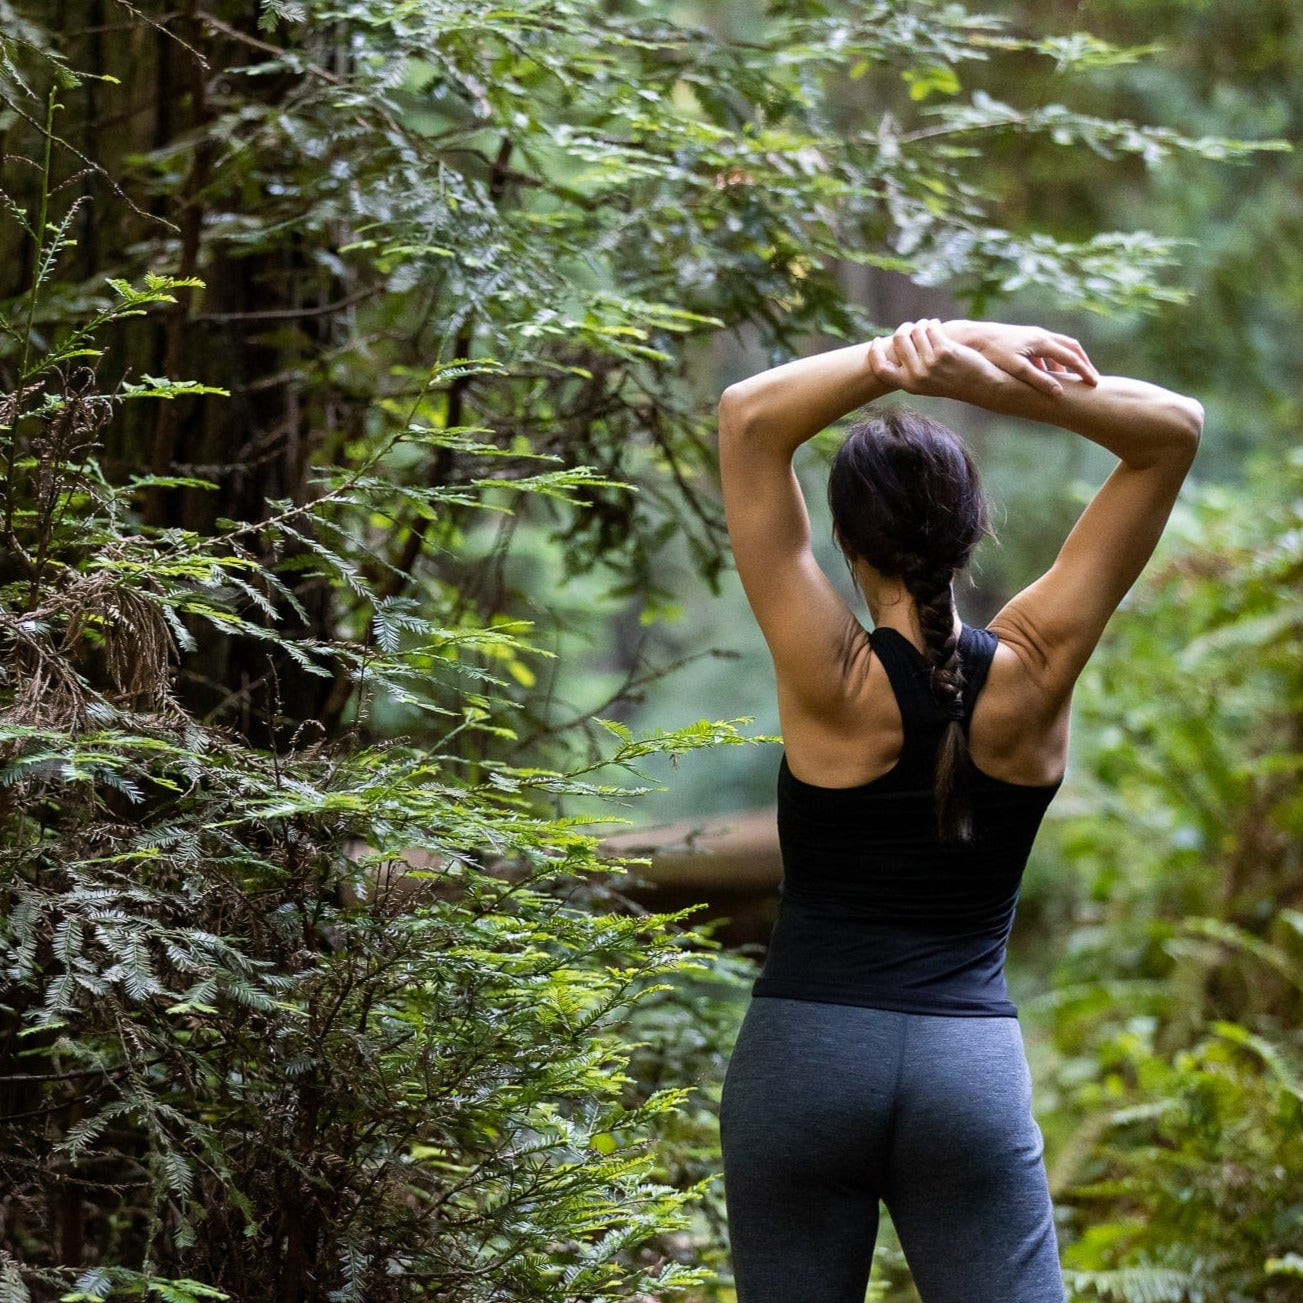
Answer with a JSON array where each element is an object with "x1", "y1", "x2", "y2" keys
[
  {"x1": 958, "y1": 625, "x2": 998, "y2": 723},
  {"x1": 867, "y1": 625, "x2": 937, "y2": 725},
  {"x1": 868, "y1": 624, "x2": 998, "y2": 739}
]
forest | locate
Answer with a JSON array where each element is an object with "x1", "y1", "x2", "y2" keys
[{"x1": 0, "y1": 1, "x2": 1299, "y2": 1301}]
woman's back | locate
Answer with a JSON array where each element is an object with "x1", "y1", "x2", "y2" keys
[
  {"x1": 758, "y1": 624, "x2": 1060, "y2": 1018},
  {"x1": 779, "y1": 616, "x2": 1070, "y2": 792}
]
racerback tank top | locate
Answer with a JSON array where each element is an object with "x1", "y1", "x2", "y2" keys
[{"x1": 752, "y1": 624, "x2": 1061, "y2": 1016}]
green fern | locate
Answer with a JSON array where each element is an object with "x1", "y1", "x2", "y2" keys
[{"x1": 1065, "y1": 1265, "x2": 1206, "y2": 1303}]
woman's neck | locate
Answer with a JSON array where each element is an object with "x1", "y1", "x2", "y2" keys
[{"x1": 854, "y1": 563, "x2": 961, "y2": 649}]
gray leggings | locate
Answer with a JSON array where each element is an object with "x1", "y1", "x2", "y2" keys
[{"x1": 720, "y1": 998, "x2": 1064, "y2": 1303}]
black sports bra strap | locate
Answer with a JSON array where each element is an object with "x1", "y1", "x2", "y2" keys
[
  {"x1": 868, "y1": 624, "x2": 998, "y2": 736},
  {"x1": 868, "y1": 625, "x2": 936, "y2": 722},
  {"x1": 958, "y1": 626, "x2": 998, "y2": 724}
]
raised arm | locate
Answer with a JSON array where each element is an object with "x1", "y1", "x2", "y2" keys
[
  {"x1": 871, "y1": 320, "x2": 1203, "y2": 704},
  {"x1": 717, "y1": 323, "x2": 1097, "y2": 715}
]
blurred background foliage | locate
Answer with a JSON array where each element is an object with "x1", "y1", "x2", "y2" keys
[{"x1": 0, "y1": 0, "x2": 1299, "y2": 1300}]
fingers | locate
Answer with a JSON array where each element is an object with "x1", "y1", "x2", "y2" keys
[
  {"x1": 1036, "y1": 334, "x2": 1099, "y2": 386},
  {"x1": 915, "y1": 319, "x2": 946, "y2": 367},
  {"x1": 1007, "y1": 354, "x2": 1064, "y2": 397},
  {"x1": 953, "y1": 321, "x2": 1101, "y2": 390},
  {"x1": 875, "y1": 318, "x2": 1017, "y2": 399},
  {"x1": 892, "y1": 318, "x2": 944, "y2": 376},
  {"x1": 867, "y1": 335, "x2": 904, "y2": 385},
  {"x1": 892, "y1": 320, "x2": 924, "y2": 373}
]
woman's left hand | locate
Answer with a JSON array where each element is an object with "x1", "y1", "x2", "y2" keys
[
  {"x1": 943, "y1": 319, "x2": 1099, "y2": 394},
  {"x1": 867, "y1": 319, "x2": 1014, "y2": 401},
  {"x1": 868, "y1": 319, "x2": 1100, "y2": 401}
]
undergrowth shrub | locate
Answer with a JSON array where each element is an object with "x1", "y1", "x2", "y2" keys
[
  {"x1": 0, "y1": 139, "x2": 754, "y2": 1303},
  {"x1": 1033, "y1": 459, "x2": 1303, "y2": 1303}
]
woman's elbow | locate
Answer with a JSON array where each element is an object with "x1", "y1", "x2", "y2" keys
[
  {"x1": 1124, "y1": 394, "x2": 1202, "y2": 473},
  {"x1": 1145, "y1": 394, "x2": 1203, "y2": 468},
  {"x1": 1171, "y1": 395, "x2": 1204, "y2": 460},
  {"x1": 717, "y1": 382, "x2": 757, "y2": 439}
]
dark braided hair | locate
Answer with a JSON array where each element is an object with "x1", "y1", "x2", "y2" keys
[{"x1": 828, "y1": 408, "x2": 990, "y2": 842}]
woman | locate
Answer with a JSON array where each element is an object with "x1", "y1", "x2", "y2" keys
[{"x1": 715, "y1": 319, "x2": 1202, "y2": 1303}]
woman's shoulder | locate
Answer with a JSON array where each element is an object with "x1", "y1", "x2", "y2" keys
[
  {"x1": 967, "y1": 623, "x2": 1070, "y2": 788},
  {"x1": 776, "y1": 629, "x2": 905, "y2": 788}
]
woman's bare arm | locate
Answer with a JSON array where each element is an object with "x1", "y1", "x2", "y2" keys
[
  {"x1": 716, "y1": 345, "x2": 889, "y2": 717},
  {"x1": 716, "y1": 322, "x2": 1098, "y2": 715},
  {"x1": 871, "y1": 320, "x2": 1203, "y2": 704}
]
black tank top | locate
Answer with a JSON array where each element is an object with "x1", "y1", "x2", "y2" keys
[{"x1": 753, "y1": 624, "x2": 1061, "y2": 1017}]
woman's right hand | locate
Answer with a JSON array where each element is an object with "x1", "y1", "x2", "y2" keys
[{"x1": 867, "y1": 320, "x2": 1014, "y2": 401}]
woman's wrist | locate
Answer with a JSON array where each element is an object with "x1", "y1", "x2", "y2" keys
[
  {"x1": 940, "y1": 319, "x2": 978, "y2": 346},
  {"x1": 719, "y1": 339, "x2": 899, "y2": 451}
]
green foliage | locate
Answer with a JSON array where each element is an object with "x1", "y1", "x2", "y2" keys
[
  {"x1": 991, "y1": 0, "x2": 1303, "y2": 471},
  {"x1": 0, "y1": 2, "x2": 1286, "y2": 1300},
  {"x1": 0, "y1": 158, "x2": 763, "y2": 1303},
  {"x1": 2, "y1": 0, "x2": 1271, "y2": 632},
  {"x1": 1058, "y1": 1008, "x2": 1302, "y2": 1303},
  {"x1": 1033, "y1": 453, "x2": 1303, "y2": 1303}
]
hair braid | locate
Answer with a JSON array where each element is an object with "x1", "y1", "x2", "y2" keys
[
  {"x1": 828, "y1": 407, "x2": 990, "y2": 845},
  {"x1": 902, "y1": 556, "x2": 974, "y2": 844}
]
